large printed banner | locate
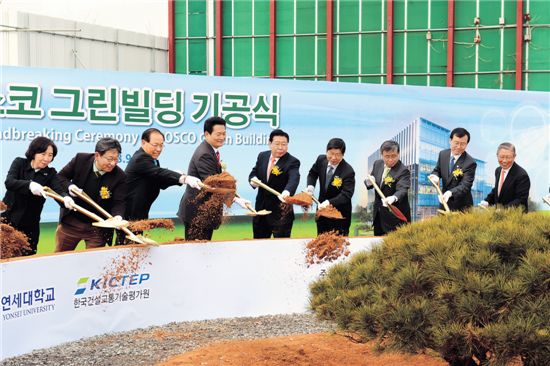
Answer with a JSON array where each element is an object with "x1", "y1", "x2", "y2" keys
[
  {"x1": 1, "y1": 66, "x2": 549, "y2": 221},
  {"x1": 1, "y1": 237, "x2": 380, "y2": 359}
]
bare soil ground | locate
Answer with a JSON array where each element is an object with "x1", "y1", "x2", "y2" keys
[{"x1": 158, "y1": 333, "x2": 447, "y2": 366}]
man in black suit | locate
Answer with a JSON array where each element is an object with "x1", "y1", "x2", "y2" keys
[
  {"x1": 306, "y1": 138, "x2": 355, "y2": 236},
  {"x1": 125, "y1": 128, "x2": 201, "y2": 221},
  {"x1": 249, "y1": 129, "x2": 300, "y2": 238},
  {"x1": 177, "y1": 117, "x2": 231, "y2": 240},
  {"x1": 428, "y1": 127, "x2": 477, "y2": 211},
  {"x1": 480, "y1": 142, "x2": 530, "y2": 212},
  {"x1": 55, "y1": 138, "x2": 127, "y2": 251},
  {"x1": 365, "y1": 140, "x2": 411, "y2": 236}
]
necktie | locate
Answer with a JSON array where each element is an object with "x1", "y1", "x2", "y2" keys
[
  {"x1": 215, "y1": 151, "x2": 220, "y2": 165},
  {"x1": 382, "y1": 166, "x2": 390, "y2": 182},
  {"x1": 449, "y1": 156, "x2": 455, "y2": 176},
  {"x1": 154, "y1": 160, "x2": 159, "y2": 167},
  {"x1": 95, "y1": 171, "x2": 101, "y2": 178},
  {"x1": 267, "y1": 157, "x2": 276, "y2": 179},
  {"x1": 497, "y1": 169, "x2": 506, "y2": 196},
  {"x1": 325, "y1": 166, "x2": 335, "y2": 190}
]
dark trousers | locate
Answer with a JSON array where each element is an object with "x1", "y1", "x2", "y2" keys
[
  {"x1": 253, "y1": 216, "x2": 293, "y2": 239},
  {"x1": 316, "y1": 216, "x2": 351, "y2": 236},
  {"x1": 184, "y1": 222, "x2": 214, "y2": 241},
  {"x1": 55, "y1": 223, "x2": 112, "y2": 252}
]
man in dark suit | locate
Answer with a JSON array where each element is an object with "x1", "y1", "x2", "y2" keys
[
  {"x1": 125, "y1": 128, "x2": 201, "y2": 221},
  {"x1": 428, "y1": 127, "x2": 477, "y2": 211},
  {"x1": 249, "y1": 129, "x2": 300, "y2": 238},
  {"x1": 365, "y1": 140, "x2": 411, "y2": 236},
  {"x1": 480, "y1": 142, "x2": 530, "y2": 212},
  {"x1": 306, "y1": 138, "x2": 355, "y2": 236},
  {"x1": 177, "y1": 117, "x2": 228, "y2": 240},
  {"x1": 55, "y1": 138, "x2": 127, "y2": 251}
]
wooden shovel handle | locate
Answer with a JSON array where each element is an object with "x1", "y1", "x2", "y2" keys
[
  {"x1": 428, "y1": 177, "x2": 451, "y2": 213},
  {"x1": 250, "y1": 177, "x2": 282, "y2": 197},
  {"x1": 43, "y1": 188, "x2": 104, "y2": 222},
  {"x1": 235, "y1": 192, "x2": 257, "y2": 214},
  {"x1": 367, "y1": 176, "x2": 405, "y2": 221}
]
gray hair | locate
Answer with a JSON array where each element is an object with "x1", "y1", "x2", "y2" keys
[
  {"x1": 95, "y1": 138, "x2": 122, "y2": 155},
  {"x1": 497, "y1": 142, "x2": 516, "y2": 155},
  {"x1": 380, "y1": 140, "x2": 400, "y2": 154}
]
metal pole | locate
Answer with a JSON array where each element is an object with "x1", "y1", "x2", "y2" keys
[
  {"x1": 386, "y1": 0, "x2": 394, "y2": 84},
  {"x1": 446, "y1": 0, "x2": 455, "y2": 87},
  {"x1": 326, "y1": 0, "x2": 334, "y2": 81},
  {"x1": 515, "y1": 0, "x2": 524, "y2": 90}
]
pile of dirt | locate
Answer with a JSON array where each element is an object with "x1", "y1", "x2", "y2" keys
[
  {"x1": 306, "y1": 230, "x2": 350, "y2": 266},
  {"x1": 189, "y1": 173, "x2": 236, "y2": 238},
  {"x1": 129, "y1": 219, "x2": 175, "y2": 232},
  {"x1": 0, "y1": 223, "x2": 32, "y2": 259},
  {"x1": 158, "y1": 333, "x2": 447, "y2": 366},
  {"x1": 285, "y1": 192, "x2": 313, "y2": 206},
  {"x1": 316, "y1": 204, "x2": 344, "y2": 219}
]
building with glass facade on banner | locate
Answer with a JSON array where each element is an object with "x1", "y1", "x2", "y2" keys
[{"x1": 367, "y1": 118, "x2": 492, "y2": 221}]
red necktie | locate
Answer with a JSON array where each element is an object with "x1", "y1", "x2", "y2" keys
[
  {"x1": 215, "y1": 150, "x2": 220, "y2": 165},
  {"x1": 267, "y1": 157, "x2": 276, "y2": 179},
  {"x1": 497, "y1": 169, "x2": 505, "y2": 196}
]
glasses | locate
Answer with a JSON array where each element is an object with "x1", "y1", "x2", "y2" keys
[
  {"x1": 147, "y1": 141, "x2": 164, "y2": 150},
  {"x1": 100, "y1": 155, "x2": 119, "y2": 163}
]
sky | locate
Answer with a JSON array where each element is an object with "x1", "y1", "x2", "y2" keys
[{"x1": 1, "y1": 0, "x2": 168, "y2": 36}]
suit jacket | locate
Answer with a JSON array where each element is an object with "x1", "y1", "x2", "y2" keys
[
  {"x1": 485, "y1": 162, "x2": 530, "y2": 212},
  {"x1": 307, "y1": 155, "x2": 355, "y2": 220},
  {"x1": 367, "y1": 159, "x2": 411, "y2": 232},
  {"x1": 177, "y1": 141, "x2": 222, "y2": 228},
  {"x1": 2, "y1": 157, "x2": 63, "y2": 226},
  {"x1": 57, "y1": 153, "x2": 127, "y2": 225},
  {"x1": 125, "y1": 147, "x2": 181, "y2": 220},
  {"x1": 432, "y1": 149, "x2": 477, "y2": 211},
  {"x1": 249, "y1": 151, "x2": 300, "y2": 226}
]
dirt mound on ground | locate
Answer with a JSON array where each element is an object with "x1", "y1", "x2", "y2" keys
[
  {"x1": 157, "y1": 333, "x2": 447, "y2": 366},
  {"x1": 0, "y1": 222, "x2": 32, "y2": 259}
]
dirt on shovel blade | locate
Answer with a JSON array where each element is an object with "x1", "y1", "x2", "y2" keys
[
  {"x1": 316, "y1": 204, "x2": 344, "y2": 219},
  {"x1": 0, "y1": 222, "x2": 32, "y2": 259},
  {"x1": 129, "y1": 219, "x2": 175, "y2": 232},
  {"x1": 285, "y1": 192, "x2": 313, "y2": 206},
  {"x1": 306, "y1": 230, "x2": 350, "y2": 266}
]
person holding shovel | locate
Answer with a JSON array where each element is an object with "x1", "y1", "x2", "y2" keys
[
  {"x1": 364, "y1": 140, "x2": 411, "y2": 236},
  {"x1": 2, "y1": 137, "x2": 64, "y2": 255},
  {"x1": 248, "y1": 129, "x2": 300, "y2": 238},
  {"x1": 55, "y1": 138, "x2": 127, "y2": 251},
  {"x1": 306, "y1": 138, "x2": 355, "y2": 236},
  {"x1": 428, "y1": 127, "x2": 477, "y2": 212}
]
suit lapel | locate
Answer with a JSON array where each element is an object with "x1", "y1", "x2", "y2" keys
[
  {"x1": 320, "y1": 158, "x2": 329, "y2": 191},
  {"x1": 499, "y1": 163, "x2": 515, "y2": 197},
  {"x1": 376, "y1": 161, "x2": 384, "y2": 186}
]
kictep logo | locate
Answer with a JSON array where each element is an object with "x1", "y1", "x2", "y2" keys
[{"x1": 74, "y1": 273, "x2": 150, "y2": 295}]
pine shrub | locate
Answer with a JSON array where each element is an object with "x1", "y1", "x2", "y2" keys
[{"x1": 310, "y1": 208, "x2": 550, "y2": 365}]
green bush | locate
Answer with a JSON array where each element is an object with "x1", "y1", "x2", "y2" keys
[{"x1": 310, "y1": 208, "x2": 550, "y2": 366}]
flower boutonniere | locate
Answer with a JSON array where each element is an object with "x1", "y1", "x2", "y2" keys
[
  {"x1": 99, "y1": 186, "x2": 111, "y2": 199},
  {"x1": 271, "y1": 165, "x2": 282, "y2": 176},
  {"x1": 452, "y1": 167, "x2": 464, "y2": 179},
  {"x1": 220, "y1": 161, "x2": 227, "y2": 172},
  {"x1": 384, "y1": 175, "x2": 395, "y2": 188},
  {"x1": 331, "y1": 176, "x2": 342, "y2": 188}
]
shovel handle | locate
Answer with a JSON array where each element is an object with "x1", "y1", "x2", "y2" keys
[
  {"x1": 367, "y1": 175, "x2": 403, "y2": 218},
  {"x1": 428, "y1": 177, "x2": 451, "y2": 213},
  {"x1": 250, "y1": 177, "x2": 282, "y2": 197},
  {"x1": 43, "y1": 188, "x2": 104, "y2": 222},
  {"x1": 235, "y1": 192, "x2": 257, "y2": 214}
]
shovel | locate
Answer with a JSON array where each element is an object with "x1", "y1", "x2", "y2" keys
[
  {"x1": 543, "y1": 194, "x2": 550, "y2": 207},
  {"x1": 427, "y1": 176, "x2": 452, "y2": 214},
  {"x1": 235, "y1": 193, "x2": 271, "y2": 216},
  {"x1": 367, "y1": 175, "x2": 408, "y2": 222},
  {"x1": 67, "y1": 187, "x2": 158, "y2": 246},
  {"x1": 42, "y1": 187, "x2": 130, "y2": 231}
]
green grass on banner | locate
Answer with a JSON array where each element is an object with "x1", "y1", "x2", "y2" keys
[{"x1": 35, "y1": 215, "x2": 372, "y2": 255}]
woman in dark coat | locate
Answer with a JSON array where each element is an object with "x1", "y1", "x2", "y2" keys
[{"x1": 2, "y1": 137, "x2": 63, "y2": 255}]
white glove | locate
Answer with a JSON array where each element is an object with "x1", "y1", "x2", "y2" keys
[
  {"x1": 318, "y1": 200, "x2": 330, "y2": 209},
  {"x1": 278, "y1": 190, "x2": 290, "y2": 203},
  {"x1": 63, "y1": 196, "x2": 76, "y2": 210},
  {"x1": 68, "y1": 184, "x2": 83, "y2": 197},
  {"x1": 110, "y1": 215, "x2": 128, "y2": 229},
  {"x1": 233, "y1": 197, "x2": 251, "y2": 209},
  {"x1": 428, "y1": 174, "x2": 440, "y2": 185},
  {"x1": 250, "y1": 176, "x2": 260, "y2": 188},
  {"x1": 305, "y1": 185, "x2": 315, "y2": 195},
  {"x1": 439, "y1": 190, "x2": 452, "y2": 204},
  {"x1": 383, "y1": 195, "x2": 398, "y2": 207},
  {"x1": 184, "y1": 175, "x2": 202, "y2": 190},
  {"x1": 479, "y1": 200, "x2": 489, "y2": 208},
  {"x1": 29, "y1": 181, "x2": 46, "y2": 197}
]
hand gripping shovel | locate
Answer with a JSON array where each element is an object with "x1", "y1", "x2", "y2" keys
[
  {"x1": 367, "y1": 175, "x2": 408, "y2": 222},
  {"x1": 43, "y1": 187, "x2": 130, "y2": 231},
  {"x1": 427, "y1": 176, "x2": 452, "y2": 215},
  {"x1": 67, "y1": 187, "x2": 158, "y2": 246},
  {"x1": 235, "y1": 192, "x2": 271, "y2": 216}
]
